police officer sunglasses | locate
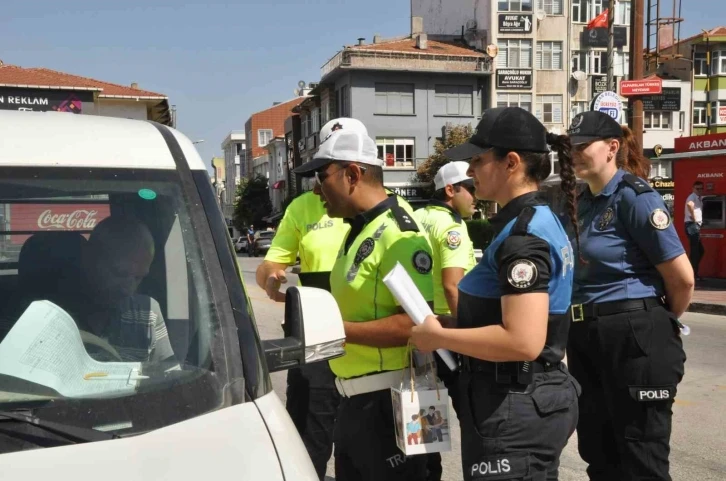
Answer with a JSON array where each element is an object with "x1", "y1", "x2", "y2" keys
[
  {"x1": 456, "y1": 182, "x2": 476, "y2": 195},
  {"x1": 314, "y1": 163, "x2": 367, "y2": 185}
]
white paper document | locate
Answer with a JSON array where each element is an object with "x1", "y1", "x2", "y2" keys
[
  {"x1": 0, "y1": 300, "x2": 143, "y2": 398},
  {"x1": 383, "y1": 263, "x2": 458, "y2": 372}
]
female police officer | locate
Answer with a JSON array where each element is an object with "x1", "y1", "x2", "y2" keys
[
  {"x1": 563, "y1": 111, "x2": 693, "y2": 481},
  {"x1": 411, "y1": 107, "x2": 581, "y2": 480}
]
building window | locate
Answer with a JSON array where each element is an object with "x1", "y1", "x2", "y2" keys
[
  {"x1": 536, "y1": 42, "x2": 563, "y2": 70},
  {"x1": 615, "y1": 0, "x2": 631, "y2": 25},
  {"x1": 376, "y1": 138, "x2": 415, "y2": 168},
  {"x1": 497, "y1": 39, "x2": 533, "y2": 68},
  {"x1": 679, "y1": 111, "x2": 685, "y2": 131},
  {"x1": 235, "y1": 143, "x2": 244, "y2": 156},
  {"x1": 375, "y1": 83, "x2": 415, "y2": 115},
  {"x1": 572, "y1": 50, "x2": 587, "y2": 73},
  {"x1": 571, "y1": 101, "x2": 589, "y2": 119},
  {"x1": 694, "y1": 102, "x2": 707, "y2": 125},
  {"x1": 497, "y1": 93, "x2": 533, "y2": 112},
  {"x1": 572, "y1": 0, "x2": 604, "y2": 23},
  {"x1": 301, "y1": 114, "x2": 311, "y2": 138},
  {"x1": 321, "y1": 98, "x2": 330, "y2": 124},
  {"x1": 435, "y1": 85, "x2": 473, "y2": 116},
  {"x1": 498, "y1": 0, "x2": 533, "y2": 12},
  {"x1": 644, "y1": 111, "x2": 671, "y2": 130},
  {"x1": 711, "y1": 51, "x2": 726, "y2": 76},
  {"x1": 311, "y1": 107, "x2": 321, "y2": 134},
  {"x1": 591, "y1": 51, "x2": 608, "y2": 75},
  {"x1": 338, "y1": 85, "x2": 350, "y2": 117},
  {"x1": 258, "y1": 129, "x2": 273, "y2": 147},
  {"x1": 537, "y1": 0, "x2": 563, "y2": 15},
  {"x1": 536, "y1": 95, "x2": 563, "y2": 124},
  {"x1": 614, "y1": 51, "x2": 630, "y2": 78},
  {"x1": 694, "y1": 53, "x2": 707, "y2": 76}
]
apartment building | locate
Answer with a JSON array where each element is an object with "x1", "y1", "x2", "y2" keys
[
  {"x1": 220, "y1": 131, "x2": 247, "y2": 224},
  {"x1": 313, "y1": 23, "x2": 491, "y2": 203}
]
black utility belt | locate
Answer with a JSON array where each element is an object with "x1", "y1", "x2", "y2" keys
[
  {"x1": 461, "y1": 358, "x2": 561, "y2": 385},
  {"x1": 571, "y1": 297, "x2": 664, "y2": 323}
]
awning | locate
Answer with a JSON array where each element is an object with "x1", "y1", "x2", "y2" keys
[{"x1": 272, "y1": 180, "x2": 286, "y2": 189}]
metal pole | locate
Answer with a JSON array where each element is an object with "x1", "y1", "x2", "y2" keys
[
  {"x1": 628, "y1": 0, "x2": 645, "y2": 147},
  {"x1": 607, "y1": 0, "x2": 616, "y2": 91}
]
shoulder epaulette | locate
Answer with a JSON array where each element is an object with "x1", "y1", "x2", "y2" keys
[
  {"x1": 511, "y1": 206, "x2": 536, "y2": 236},
  {"x1": 621, "y1": 173, "x2": 653, "y2": 195},
  {"x1": 391, "y1": 204, "x2": 420, "y2": 233}
]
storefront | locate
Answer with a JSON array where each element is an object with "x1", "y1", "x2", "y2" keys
[{"x1": 658, "y1": 132, "x2": 726, "y2": 278}]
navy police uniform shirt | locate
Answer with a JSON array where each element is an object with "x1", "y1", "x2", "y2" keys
[
  {"x1": 458, "y1": 192, "x2": 574, "y2": 362},
  {"x1": 572, "y1": 169, "x2": 685, "y2": 305}
]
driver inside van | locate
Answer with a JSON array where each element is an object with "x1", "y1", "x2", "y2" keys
[{"x1": 66, "y1": 215, "x2": 177, "y2": 365}]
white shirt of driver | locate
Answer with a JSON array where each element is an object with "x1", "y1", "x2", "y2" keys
[{"x1": 685, "y1": 192, "x2": 703, "y2": 224}]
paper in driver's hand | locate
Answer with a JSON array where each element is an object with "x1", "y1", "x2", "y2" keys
[
  {"x1": 0, "y1": 300, "x2": 142, "y2": 398},
  {"x1": 383, "y1": 262, "x2": 458, "y2": 372}
]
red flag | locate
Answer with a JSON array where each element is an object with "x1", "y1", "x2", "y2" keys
[{"x1": 587, "y1": 9, "x2": 609, "y2": 29}]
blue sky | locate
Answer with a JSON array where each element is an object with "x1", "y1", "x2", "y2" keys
[{"x1": 1, "y1": 0, "x2": 722, "y2": 166}]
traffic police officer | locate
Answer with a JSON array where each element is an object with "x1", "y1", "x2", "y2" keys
[
  {"x1": 293, "y1": 118, "x2": 434, "y2": 480},
  {"x1": 566, "y1": 111, "x2": 693, "y2": 481},
  {"x1": 410, "y1": 107, "x2": 581, "y2": 480},
  {"x1": 415, "y1": 161, "x2": 477, "y2": 318},
  {"x1": 256, "y1": 118, "x2": 363, "y2": 480}
]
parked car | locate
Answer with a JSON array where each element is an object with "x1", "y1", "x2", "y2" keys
[
  {"x1": 234, "y1": 236, "x2": 248, "y2": 253},
  {"x1": 0, "y1": 110, "x2": 346, "y2": 479},
  {"x1": 249, "y1": 231, "x2": 275, "y2": 257}
]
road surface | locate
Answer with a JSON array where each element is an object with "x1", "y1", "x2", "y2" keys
[{"x1": 238, "y1": 255, "x2": 726, "y2": 480}]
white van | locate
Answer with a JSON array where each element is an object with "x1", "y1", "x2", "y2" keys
[{"x1": 0, "y1": 110, "x2": 345, "y2": 479}]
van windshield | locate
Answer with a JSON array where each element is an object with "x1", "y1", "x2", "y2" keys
[{"x1": 0, "y1": 167, "x2": 241, "y2": 452}]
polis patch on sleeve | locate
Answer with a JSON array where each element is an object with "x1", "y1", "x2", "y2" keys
[
  {"x1": 446, "y1": 230, "x2": 462, "y2": 250},
  {"x1": 507, "y1": 259, "x2": 538, "y2": 289},
  {"x1": 649, "y1": 208, "x2": 671, "y2": 230},
  {"x1": 412, "y1": 250, "x2": 433, "y2": 274}
]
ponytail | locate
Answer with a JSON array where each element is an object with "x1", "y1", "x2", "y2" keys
[
  {"x1": 617, "y1": 126, "x2": 651, "y2": 179},
  {"x1": 546, "y1": 132, "x2": 583, "y2": 260}
]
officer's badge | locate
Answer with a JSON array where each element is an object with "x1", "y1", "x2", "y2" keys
[
  {"x1": 597, "y1": 207, "x2": 615, "y2": 230},
  {"x1": 568, "y1": 114, "x2": 584, "y2": 133},
  {"x1": 347, "y1": 237, "x2": 375, "y2": 282},
  {"x1": 650, "y1": 208, "x2": 671, "y2": 230},
  {"x1": 412, "y1": 250, "x2": 433, "y2": 274},
  {"x1": 331, "y1": 122, "x2": 343, "y2": 132},
  {"x1": 446, "y1": 231, "x2": 462, "y2": 250},
  {"x1": 507, "y1": 259, "x2": 538, "y2": 289}
]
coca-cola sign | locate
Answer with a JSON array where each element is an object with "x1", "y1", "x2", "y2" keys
[{"x1": 9, "y1": 203, "x2": 111, "y2": 245}]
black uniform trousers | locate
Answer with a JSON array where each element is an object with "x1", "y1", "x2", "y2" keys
[
  {"x1": 458, "y1": 366, "x2": 579, "y2": 481},
  {"x1": 567, "y1": 304, "x2": 686, "y2": 481},
  {"x1": 685, "y1": 222, "x2": 705, "y2": 278},
  {"x1": 285, "y1": 361, "x2": 340, "y2": 480},
  {"x1": 333, "y1": 388, "x2": 428, "y2": 481}
]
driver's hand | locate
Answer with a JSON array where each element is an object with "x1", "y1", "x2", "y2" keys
[{"x1": 265, "y1": 270, "x2": 288, "y2": 302}]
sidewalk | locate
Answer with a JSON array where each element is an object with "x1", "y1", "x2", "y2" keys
[{"x1": 688, "y1": 279, "x2": 726, "y2": 316}]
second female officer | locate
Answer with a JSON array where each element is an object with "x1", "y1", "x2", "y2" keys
[
  {"x1": 565, "y1": 111, "x2": 693, "y2": 481},
  {"x1": 411, "y1": 107, "x2": 581, "y2": 480}
]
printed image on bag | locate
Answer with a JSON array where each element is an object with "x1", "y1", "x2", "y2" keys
[{"x1": 391, "y1": 349, "x2": 452, "y2": 456}]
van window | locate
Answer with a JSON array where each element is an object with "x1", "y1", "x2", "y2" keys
[{"x1": 0, "y1": 167, "x2": 238, "y2": 451}]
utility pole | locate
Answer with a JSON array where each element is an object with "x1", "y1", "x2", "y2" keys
[
  {"x1": 628, "y1": 0, "x2": 645, "y2": 147},
  {"x1": 607, "y1": 0, "x2": 616, "y2": 91}
]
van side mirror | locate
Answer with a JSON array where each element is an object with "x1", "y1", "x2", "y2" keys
[{"x1": 262, "y1": 286, "x2": 346, "y2": 373}]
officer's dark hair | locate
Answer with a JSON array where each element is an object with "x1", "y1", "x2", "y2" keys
[
  {"x1": 613, "y1": 126, "x2": 651, "y2": 180},
  {"x1": 432, "y1": 183, "x2": 466, "y2": 201},
  {"x1": 491, "y1": 133, "x2": 581, "y2": 256},
  {"x1": 694, "y1": 181, "x2": 704, "y2": 187}
]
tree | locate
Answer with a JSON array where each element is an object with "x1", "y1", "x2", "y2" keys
[
  {"x1": 233, "y1": 174, "x2": 272, "y2": 232},
  {"x1": 415, "y1": 124, "x2": 474, "y2": 198}
]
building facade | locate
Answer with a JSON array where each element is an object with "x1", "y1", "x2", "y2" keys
[
  {"x1": 244, "y1": 97, "x2": 307, "y2": 182},
  {"x1": 220, "y1": 131, "x2": 247, "y2": 226},
  {"x1": 647, "y1": 26, "x2": 726, "y2": 136},
  {"x1": 264, "y1": 138, "x2": 288, "y2": 220},
  {"x1": 0, "y1": 63, "x2": 173, "y2": 125},
  {"x1": 316, "y1": 29, "x2": 492, "y2": 205}
]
